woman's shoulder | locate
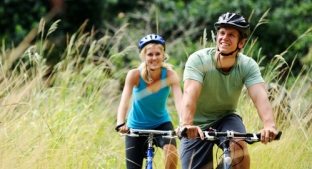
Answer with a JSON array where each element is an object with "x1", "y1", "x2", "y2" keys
[
  {"x1": 164, "y1": 68, "x2": 175, "y2": 75},
  {"x1": 126, "y1": 69, "x2": 141, "y2": 87},
  {"x1": 165, "y1": 68, "x2": 180, "y2": 83},
  {"x1": 127, "y1": 68, "x2": 140, "y2": 76},
  {"x1": 126, "y1": 69, "x2": 141, "y2": 81}
]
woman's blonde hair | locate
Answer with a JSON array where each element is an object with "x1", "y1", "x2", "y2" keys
[{"x1": 139, "y1": 43, "x2": 172, "y2": 84}]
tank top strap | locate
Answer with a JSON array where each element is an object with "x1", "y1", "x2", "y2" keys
[
  {"x1": 137, "y1": 68, "x2": 146, "y2": 89},
  {"x1": 161, "y1": 68, "x2": 167, "y2": 88}
]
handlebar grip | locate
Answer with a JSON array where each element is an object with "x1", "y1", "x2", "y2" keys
[
  {"x1": 256, "y1": 130, "x2": 283, "y2": 140},
  {"x1": 178, "y1": 127, "x2": 188, "y2": 139},
  {"x1": 275, "y1": 131, "x2": 282, "y2": 140}
]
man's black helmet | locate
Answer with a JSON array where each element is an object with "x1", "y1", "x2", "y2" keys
[
  {"x1": 214, "y1": 12, "x2": 250, "y2": 38},
  {"x1": 138, "y1": 34, "x2": 165, "y2": 51}
]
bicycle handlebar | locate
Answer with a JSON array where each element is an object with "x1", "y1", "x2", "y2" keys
[
  {"x1": 179, "y1": 127, "x2": 282, "y2": 144},
  {"x1": 123, "y1": 128, "x2": 177, "y2": 138}
]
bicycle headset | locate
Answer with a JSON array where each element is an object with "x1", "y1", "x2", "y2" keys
[
  {"x1": 138, "y1": 34, "x2": 166, "y2": 51},
  {"x1": 214, "y1": 12, "x2": 250, "y2": 56}
]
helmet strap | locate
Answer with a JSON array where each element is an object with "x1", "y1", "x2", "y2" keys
[{"x1": 217, "y1": 47, "x2": 238, "y2": 56}]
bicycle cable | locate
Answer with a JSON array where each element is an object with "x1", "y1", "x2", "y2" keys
[
  {"x1": 142, "y1": 135, "x2": 159, "y2": 157},
  {"x1": 215, "y1": 139, "x2": 244, "y2": 168},
  {"x1": 230, "y1": 140, "x2": 244, "y2": 167}
]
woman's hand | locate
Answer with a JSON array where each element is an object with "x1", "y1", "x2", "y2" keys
[{"x1": 115, "y1": 123, "x2": 129, "y2": 134}]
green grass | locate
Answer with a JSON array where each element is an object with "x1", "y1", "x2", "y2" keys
[
  {"x1": 0, "y1": 64, "x2": 310, "y2": 169},
  {"x1": 0, "y1": 18, "x2": 311, "y2": 169}
]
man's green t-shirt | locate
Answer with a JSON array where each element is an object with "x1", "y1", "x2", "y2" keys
[{"x1": 183, "y1": 47, "x2": 264, "y2": 130}]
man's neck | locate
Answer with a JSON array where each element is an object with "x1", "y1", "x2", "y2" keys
[{"x1": 215, "y1": 52, "x2": 237, "y2": 72}]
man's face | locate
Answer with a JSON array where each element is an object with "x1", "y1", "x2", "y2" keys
[{"x1": 217, "y1": 27, "x2": 245, "y2": 54}]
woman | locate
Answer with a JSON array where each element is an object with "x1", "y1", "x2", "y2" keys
[{"x1": 116, "y1": 34, "x2": 182, "y2": 169}]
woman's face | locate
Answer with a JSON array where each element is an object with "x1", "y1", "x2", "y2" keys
[{"x1": 144, "y1": 44, "x2": 164, "y2": 70}]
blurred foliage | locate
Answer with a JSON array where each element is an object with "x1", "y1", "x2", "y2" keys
[
  {"x1": 0, "y1": 0, "x2": 311, "y2": 78},
  {"x1": 0, "y1": 0, "x2": 138, "y2": 45},
  {"x1": 0, "y1": 0, "x2": 47, "y2": 45}
]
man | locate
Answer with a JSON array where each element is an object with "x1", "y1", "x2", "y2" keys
[{"x1": 179, "y1": 12, "x2": 278, "y2": 169}]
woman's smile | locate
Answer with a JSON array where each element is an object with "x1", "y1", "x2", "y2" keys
[{"x1": 145, "y1": 45, "x2": 164, "y2": 70}]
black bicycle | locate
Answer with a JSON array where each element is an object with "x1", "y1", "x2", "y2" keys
[{"x1": 179, "y1": 128, "x2": 282, "y2": 169}]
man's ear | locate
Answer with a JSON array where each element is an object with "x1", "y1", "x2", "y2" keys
[
  {"x1": 214, "y1": 32, "x2": 219, "y2": 42},
  {"x1": 238, "y1": 38, "x2": 246, "y2": 48}
]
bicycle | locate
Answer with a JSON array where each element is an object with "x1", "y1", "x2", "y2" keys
[
  {"x1": 179, "y1": 128, "x2": 282, "y2": 169},
  {"x1": 123, "y1": 128, "x2": 177, "y2": 169}
]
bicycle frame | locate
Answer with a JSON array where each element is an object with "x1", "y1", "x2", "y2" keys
[
  {"x1": 204, "y1": 130, "x2": 236, "y2": 169},
  {"x1": 146, "y1": 133, "x2": 154, "y2": 169},
  {"x1": 180, "y1": 128, "x2": 282, "y2": 169},
  {"x1": 126, "y1": 129, "x2": 176, "y2": 169},
  {"x1": 214, "y1": 130, "x2": 282, "y2": 169},
  {"x1": 219, "y1": 139, "x2": 232, "y2": 169}
]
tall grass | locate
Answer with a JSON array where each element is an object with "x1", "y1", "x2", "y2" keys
[{"x1": 0, "y1": 14, "x2": 311, "y2": 169}]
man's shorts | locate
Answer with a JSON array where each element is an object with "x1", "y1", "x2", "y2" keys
[{"x1": 179, "y1": 114, "x2": 246, "y2": 169}]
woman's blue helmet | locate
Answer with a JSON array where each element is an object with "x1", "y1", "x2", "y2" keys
[{"x1": 138, "y1": 34, "x2": 166, "y2": 51}]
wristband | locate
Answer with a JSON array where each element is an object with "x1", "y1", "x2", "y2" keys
[{"x1": 115, "y1": 122, "x2": 125, "y2": 132}]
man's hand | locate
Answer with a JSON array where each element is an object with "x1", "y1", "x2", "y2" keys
[
  {"x1": 260, "y1": 126, "x2": 278, "y2": 144},
  {"x1": 182, "y1": 125, "x2": 205, "y2": 140}
]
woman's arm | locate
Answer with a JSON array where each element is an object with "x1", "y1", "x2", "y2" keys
[
  {"x1": 116, "y1": 69, "x2": 139, "y2": 133},
  {"x1": 167, "y1": 70, "x2": 183, "y2": 121}
]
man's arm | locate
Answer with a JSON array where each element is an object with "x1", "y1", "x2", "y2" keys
[
  {"x1": 181, "y1": 79, "x2": 205, "y2": 139},
  {"x1": 247, "y1": 82, "x2": 277, "y2": 144}
]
